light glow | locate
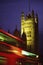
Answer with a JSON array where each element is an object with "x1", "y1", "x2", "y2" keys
[
  {"x1": 0, "y1": 36, "x2": 4, "y2": 41},
  {"x1": 7, "y1": 46, "x2": 23, "y2": 57},
  {"x1": 7, "y1": 45, "x2": 39, "y2": 57},
  {"x1": 36, "y1": 55, "x2": 39, "y2": 58},
  {"x1": 22, "y1": 50, "x2": 37, "y2": 56}
]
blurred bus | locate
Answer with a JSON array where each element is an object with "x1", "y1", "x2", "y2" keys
[{"x1": 0, "y1": 29, "x2": 39, "y2": 65}]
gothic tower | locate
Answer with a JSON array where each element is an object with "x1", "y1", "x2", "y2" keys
[
  {"x1": 21, "y1": 0, "x2": 39, "y2": 54},
  {"x1": 21, "y1": 11, "x2": 35, "y2": 52},
  {"x1": 21, "y1": 11, "x2": 39, "y2": 54}
]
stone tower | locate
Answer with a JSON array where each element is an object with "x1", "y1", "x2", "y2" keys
[{"x1": 21, "y1": 10, "x2": 39, "y2": 54}]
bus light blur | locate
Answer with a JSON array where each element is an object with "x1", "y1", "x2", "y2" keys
[
  {"x1": 22, "y1": 50, "x2": 39, "y2": 58},
  {"x1": 36, "y1": 55, "x2": 39, "y2": 58}
]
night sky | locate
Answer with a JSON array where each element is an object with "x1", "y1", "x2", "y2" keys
[{"x1": 0, "y1": 0, "x2": 43, "y2": 55}]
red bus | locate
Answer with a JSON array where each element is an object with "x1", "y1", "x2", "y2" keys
[
  {"x1": 0, "y1": 29, "x2": 39, "y2": 65},
  {"x1": 0, "y1": 42, "x2": 39, "y2": 65}
]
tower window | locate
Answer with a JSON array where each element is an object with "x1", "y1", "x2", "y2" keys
[
  {"x1": 27, "y1": 34, "x2": 31, "y2": 37},
  {"x1": 27, "y1": 31, "x2": 31, "y2": 34}
]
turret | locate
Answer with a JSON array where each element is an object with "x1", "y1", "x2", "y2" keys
[
  {"x1": 21, "y1": 12, "x2": 25, "y2": 21},
  {"x1": 21, "y1": 12, "x2": 25, "y2": 36},
  {"x1": 13, "y1": 25, "x2": 20, "y2": 37},
  {"x1": 32, "y1": 10, "x2": 35, "y2": 18},
  {"x1": 34, "y1": 13, "x2": 39, "y2": 54},
  {"x1": 36, "y1": 13, "x2": 38, "y2": 23}
]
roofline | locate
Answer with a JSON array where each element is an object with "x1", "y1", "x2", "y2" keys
[{"x1": 0, "y1": 29, "x2": 24, "y2": 43}]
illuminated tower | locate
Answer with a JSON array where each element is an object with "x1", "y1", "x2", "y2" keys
[
  {"x1": 21, "y1": 10, "x2": 38, "y2": 53},
  {"x1": 21, "y1": 12, "x2": 25, "y2": 35}
]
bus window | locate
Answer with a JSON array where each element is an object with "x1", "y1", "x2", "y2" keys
[{"x1": 0, "y1": 56, "x2": 7, "y2": 65}]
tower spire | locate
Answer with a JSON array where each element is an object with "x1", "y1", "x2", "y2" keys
[{"x1": 28, "y1": 0, "x2": 30, "y2": 12}]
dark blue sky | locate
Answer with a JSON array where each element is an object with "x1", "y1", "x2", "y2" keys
[{"x1": 0, "y1": 0, "x2": 43, "y2": 54}]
